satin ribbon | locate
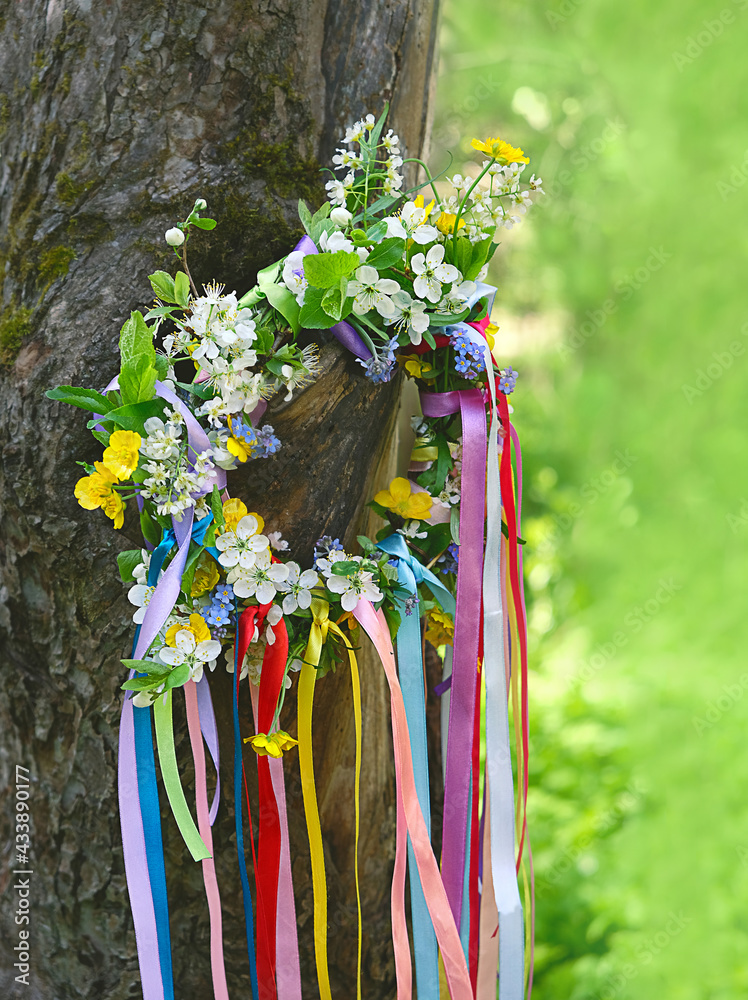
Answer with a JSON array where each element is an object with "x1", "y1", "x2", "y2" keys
[
  {"x1": 376, "y1": 535, "x2": 456, "y2": 998},
  {"x1": 232, "y1": 606, "x2": 259, "y2": 1000},
  {"x1": 250, "y1": 610, "x2": 290, "y2": 999},
  {"x1": 246, "y1": 685, "x2": 302, "y2": 1000},
  {"x1": 421, "y1": 386, "x2": 486, "y2": 928},
  {"x1": 465, "y1": 324, "x2": 524, "y2": 998},
  {"x1": 184, "y1": 680, "x2": 230, "y2": 1000},
  {"x1": 297, "y1": 598, "x2": 363, "y2": 1000},
  {"x1": 353, "y1": 601, "x2": 474, "y2": 1000},
  {"x1": 196, "y1": 674, "x2": 221, "y2": 826}
]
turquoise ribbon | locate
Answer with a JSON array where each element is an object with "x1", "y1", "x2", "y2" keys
[{"x1": 377, "y1": 535, "x2": 457, "y2": 998}]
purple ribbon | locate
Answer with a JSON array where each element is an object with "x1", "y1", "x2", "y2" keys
[
  {"x1": 291, "y1": 236, "x2": 372, "y2": 360},
  {"x1": 106, "y1": 373, "x2": 225, "y2": 999},
  {"x1": 420, "y1": 386, "x2": 487, "y2": 927}
]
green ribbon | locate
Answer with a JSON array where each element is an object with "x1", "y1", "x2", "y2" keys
[{"x1": 153, "y1": 690, "x2": 211, "y2": 862}]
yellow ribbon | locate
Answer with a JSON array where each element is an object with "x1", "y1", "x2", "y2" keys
[{"x1": 298, "y1": 598, "x2": 362, "y2": 1000}]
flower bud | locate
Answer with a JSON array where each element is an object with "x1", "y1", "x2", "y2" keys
[
  {"x1": 165, "y1": 227, "x2": 185, "y2": 247},
  {"x1": 330, "y1": 206, "x2": 352, "y2": 227},
  {"x1": 194, "y1": 198, "x2": 207, "y2": 210}
]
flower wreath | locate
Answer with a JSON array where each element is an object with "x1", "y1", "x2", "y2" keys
[{"x1": 48, "y1": 107, "x2": 541, "y2": 1000}]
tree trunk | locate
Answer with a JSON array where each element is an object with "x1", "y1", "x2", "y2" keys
[{"x1": 0, "y1": 2, "x2": 440, "y2": 998}]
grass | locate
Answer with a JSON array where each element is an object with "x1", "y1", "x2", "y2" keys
[{"x1": 435, "y1": 2, "x2": 748, "y2": 996}]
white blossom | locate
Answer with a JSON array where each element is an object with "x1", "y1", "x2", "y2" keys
[{"x1": 411, "y1": 245, "x2": 461, "y2": 304}]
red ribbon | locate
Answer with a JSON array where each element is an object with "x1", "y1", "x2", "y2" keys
[
  {"x1": 236, "y1": 604, "x2": 288, "y2": 1000},
  {"x1": 496, "y1": 394, "x2": 530, "y2": 870}
]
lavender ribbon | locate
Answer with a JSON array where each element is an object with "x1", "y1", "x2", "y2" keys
[
  {"x1": 291, "y1": 236, "x2": 372, "y2": 360},
  {"x1": 196, "y1": 674, "x2": 221, "y2": 826}
]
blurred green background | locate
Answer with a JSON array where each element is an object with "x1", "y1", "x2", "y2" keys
[{"x1": 433, "y1": 1, "x2": 748, "y2": 996}]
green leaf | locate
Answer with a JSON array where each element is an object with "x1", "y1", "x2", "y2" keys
[
  {"x1": 368, "y1": 103, "x2": 389, "y2": 149},
  {"x1": 121, "y1": 659, "x2": 167, "y2": 675},
  {"x1": 310, "y1": 202, "x2": 331, "y2": 242},
  {"x1": 46, "y1": 385, "x2": 113, "y2": 414},
  {"x1": 428, "y1": 309, "x2": 469, "y2": 327},
  {"x1": 364, "y1": 237, "x2": 405, "y2": 271},
  {"x1": 331, "y1": 560, "x2": 359, "y2": 576},
  {"x1": 122, "y1": 676, "x2": 164, "y2": 691},
  {"x1": 253, "y1": 328, "x2": 274, "y2": 355},
  {"x1": 166, "y1": 662, "x2": 191, "y2": 689},
  {"x1": 144, "y1": 306, "x2": 179, "y2": 320},
  {"x1": 210, "y1": 486, "x2": 224, "y2": 529},
  {"x1": 117, "y1": 550, "x2": 143, "y2": 583},
  {"x1": 175, "y1": 379, "x2": 213, "y2": 400},
  {"x1": 90, "y1": 429, "x2": 110, "y2": 446},
  {"x1": 119, "y1": 355, "x2": 158, "y2": 407},
  {"x1": 180, "y1": 541, "x2": 207, "y2": 600},
  {"x1": 264, "y1": 281, "x2": 301, "y2": 334},
  {"x1": 119, "y1": 311, "x2": 156, "y2": 370},
  {"x1": 89, "y1": 398, "x2": 169, "y2": 433},
  {"x1": 190, "y1": 217, "x2": 217, "y2": 230},
  {"x1": 422, "y1": 328, "x2": 437, "y2": 349},
  {"x1": 154, "y1": 354, "x2": 170, "y2": 380},
  {"x1": 299, "y1": 287, "x2": 337, "y2": 329},
  {"x1": 463, "y1": 237, "x2": 493, "y2": 281},
  {"x1": 450, "y1": 505, "x2": 460, "y2": 546},
  {"x1": 174, "y1": 271, "x2": 190, "y2": 308},
  {"x1": 321, "y1": 285, "x2": 344, "y2": 322},
  {"x1": 365, "y1": 220, "x2": 389, "y2": 244},
  {"x1": 450, "y1": 237, "x2": 476, "y2": 280},
  {"x1": 140, "y1": 506, "x2": 161, "y2": 547},
  {"x1": 149, "y1": 271, "x2": 177, "y2": 303},
  {"x1": 303, "y1": 250, "x2": 360, "y2": 289},
  {"x1": 298, "y1": 199, "x2": 314, "y2": 236},
  {"x1": 382, "y1": 601, "x2": 402, "y2": 641},
  {"x1": 357, "y1": 534, "x2": 376, "y2": 553}
]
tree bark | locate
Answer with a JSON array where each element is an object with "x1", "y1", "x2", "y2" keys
[{"x1": 0, "y1": 2, "x2": 440, "y2": 998}]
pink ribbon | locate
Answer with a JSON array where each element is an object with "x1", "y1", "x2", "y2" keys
[
  {"x1": 185, "y1": 681, "x2": 230, "y2": 1000},
  {"x1": 353, "y1": 602, "x2": 473, "y2": 1000},
  {"x1": 421, "y1": 387, "x2": 487, "y2": 926}
]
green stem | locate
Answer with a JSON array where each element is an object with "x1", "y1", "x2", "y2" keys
[
  {"x1": 401, "y1": 158, "x2": 444, "y2": 210},
  {"x1": 452, "y1": 158, "x2": 497, "y2": 257}
]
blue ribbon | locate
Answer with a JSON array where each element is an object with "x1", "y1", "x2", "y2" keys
[
  {"x1": 130, "y1": 509, "x2": 218, "y2": 1000},
  {"x1": 376, "y1": 534, "x2": 457, "y2": 998}
]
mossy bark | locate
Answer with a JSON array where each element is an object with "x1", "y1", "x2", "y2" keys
[{"x1": 0, "y1": 2, "x2": 440, "y2": 998}]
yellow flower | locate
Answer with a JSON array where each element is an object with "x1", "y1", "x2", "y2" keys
[
  {"x1": 102, "y1": 491, "x2": 126, "y2": 530},
  {"x1": 470, "y1": 136, "x2": 529, "y2": 165},
  {"x1": 221, "y1": 498, "x2": 265, "y2": 536},
  {"x1": 374, "y1": 477, "x2": 433, "y2": 520},
  {"x1": 484, "y1": 321, "x2": 498, "y2": 351},
  {"x1": 191, "y1": 552, "x2": 220, "y2": 597},
  {"x1": 436, "y1": 212, "x2": 466, "y2": 236},
  {"x1": 222, "y1": 498, "x2": 248, "y2": 532},
  {"x1": 404, "y1": 358, "x2": 436, "y2": 380},
  {"x1": 413, "y1": 194, "x2": 436, "y2": 221},
  {"x1": 244, "y1": 730, "x2": 299, "y2": 758},
  {"x1": 226, "y1": 417, "x2": 259, "y2": 463},
  {"x1": 102, "y1": 430, "x2": 142, "y2": 480},
  {"x1": 165, "y1": 613, "x2": 211, "y2": 647},
  {"x1": 424, "y1": 608, "x2": 455, "y2": 647},
  {"x1": 74, "y1": 462, "x2": 126, "y2": 529}
]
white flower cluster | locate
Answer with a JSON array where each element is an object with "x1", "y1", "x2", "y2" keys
[
  {"x1": 316, "y1": 548, "x2": 383, "y2": 612},
  {"x1": 215, "y1": 515, "x2": 290, "y2": 603},
  {"x1": 326, "y1": 116, "x2": 403, "y2": 205},
  {"x1": 165, "y1": 283, "x2": 272, "y2": 417},
  {"x1": 442, "y1": 164, "x2": 544, "y2": 242},
  {"x1": 139, "y1": 411, "x2": 215, "y2": 518}
]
